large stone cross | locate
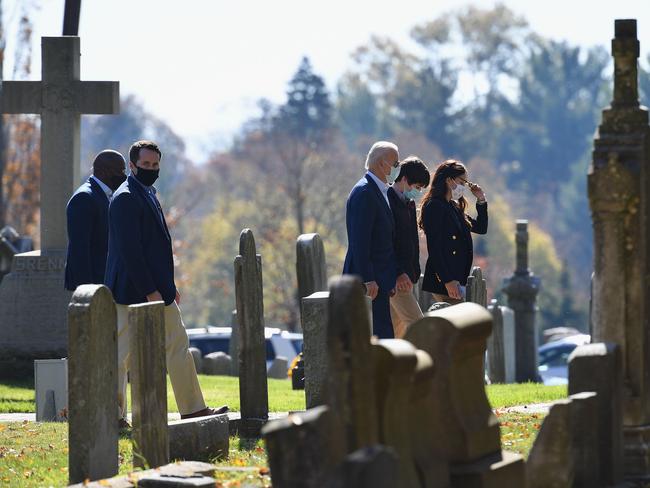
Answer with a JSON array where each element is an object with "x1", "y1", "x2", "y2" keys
[{"x1": 0, "y1": 36, "x2": 119, "y2": 250}]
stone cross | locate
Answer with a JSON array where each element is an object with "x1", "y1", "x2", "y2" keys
[
  {"x1": 296, "y1": 233, "x2": 328, "y2": 301},
  {"x1": 0, "y1": 36, "x2": 119, "y2": 250},
  {"x1": 234, "y1": 229, "x2": 269, "y2": 436},
  {"x1": 502, "y1": 220, "x2": 540, "y2": 382},
  {"x1": 588, "y1": 19, "x2": 650, "y2": 478},
  {"x1": 67, "y1": 285, "x2": 118, "y2": 484},
  {"x1": 129, "y1": 301, "x2": 169, "y2": 469}
]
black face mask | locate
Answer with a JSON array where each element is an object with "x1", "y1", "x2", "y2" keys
[
  {"x1": 133, "y1": 167, "x2": 159, "y2": 187},
  {"x1": 107, "y1": 173, "x2": 126, "y2": 191}
]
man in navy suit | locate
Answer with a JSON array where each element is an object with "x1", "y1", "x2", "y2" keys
[
  {"x1": 343, "y1": 141, "x2": 400, "y2": 338},
  {"x1": 105, "y1": 140, "x2": 227, "y2": 423},
  {"x1": 64, "y1": 149, "x2": 126, "y2": 291}
]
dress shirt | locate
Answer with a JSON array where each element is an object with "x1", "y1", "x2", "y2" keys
[
  {"x1": 91, "y1": 175, "x2": 113, "y2": 201},
  {"x1": 366, "y1": 171, "x2": 391, "y2": 208}
]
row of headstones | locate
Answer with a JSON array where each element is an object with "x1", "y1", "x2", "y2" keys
[
  {"x1": 188, "y1": 346, "x2": 290, "y2": 379},
  {"x1": 263, "y1": 274, "x2": 623, "y2": 487},
  {"x1": 66, "y1": 285, "x2": 228, "y2": 486}
]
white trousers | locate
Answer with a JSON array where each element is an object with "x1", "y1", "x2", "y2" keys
[
  {"x1": 389, "y1": 289, "x2": 424, "y2": 338},
  {"x1": 116, "y1": 302, "x2": 206, "y2": 417}
]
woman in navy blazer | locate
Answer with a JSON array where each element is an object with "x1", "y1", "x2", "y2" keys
[{"x1": 419, "y1": 160, "x2": 488, "y2": 303}]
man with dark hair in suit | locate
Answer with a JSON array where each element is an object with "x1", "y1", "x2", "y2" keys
[
  {"x1": 65, "y1": 149, "x2": 126, "y2": 291},
  {"x1": 105, "y1": 140, "x2": 227, "y2": 424},
  {"x1": 343, "y1": 141, "x2": 400, "y2": 339},
  {"x1": 387, "y1": 156, "x2": 430, "y2": 338}
]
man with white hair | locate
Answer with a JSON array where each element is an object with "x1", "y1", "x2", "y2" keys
[{"x1": 343, "y1": 141, "x2": 400, "y2": 338}]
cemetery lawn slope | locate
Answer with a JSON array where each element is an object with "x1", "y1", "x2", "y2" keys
[
  {"x1": 0, "y1": 375, "x2": 306, "y2": 414},
  {"x1": 0, "y1": 378, "x2": 563, "y2": 414},
  {"x1": 0, "y1": 378, "x2": 34, "y2": 413},
  {"x1": 487, "y1": 383, "x2": 566, "y2": 408}
]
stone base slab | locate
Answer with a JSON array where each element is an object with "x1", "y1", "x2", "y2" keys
[
  {"x1": 169, "y1": 414, "x2": 229, "y2": 462},
  {"x1": 624, "y1": 424, "x2": 650, "y2": 482},
  {"x1": 450, "y1": 450, "x2": 525, "y2": 488},
  {"x1": 68, "y1": 461, "x2": 216, "y2": 487}
]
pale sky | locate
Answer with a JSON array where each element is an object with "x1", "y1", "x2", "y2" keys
[{"x1": 4, "y1": 0, "x2": 649, "y2": 162}]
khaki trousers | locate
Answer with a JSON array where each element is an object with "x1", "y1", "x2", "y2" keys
[
  {"x1": 389, "y1": 289, "x2": 424, "y2": 338},
  {"x1": 116, "y1": 302, "x2": 206, "y2": 417}
]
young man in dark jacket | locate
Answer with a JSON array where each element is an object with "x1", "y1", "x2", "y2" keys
[{"x1": 387, "y1": 156, "x2": 430, "y2": 337}]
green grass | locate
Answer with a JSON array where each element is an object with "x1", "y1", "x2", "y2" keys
[
  {"x1": 0, "y1": 376, "x2": 564, "y2": 414},
  {"x1": 487, "y1": 383, "x2": 566, "y2": 408},
  {"x1": 0, "y1": 374, "x2": 306, "y2": 414},
  {"x1": 0, "y1": 381, "x2": 566, "y2": 487}
]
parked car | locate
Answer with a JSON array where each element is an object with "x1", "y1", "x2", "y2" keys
[
  {"x1": 538, "y1": 334, "x2": 590, "y2": 385},
  {"x1": 186, "y1": 326, "x2": 303, "y2": 369}
]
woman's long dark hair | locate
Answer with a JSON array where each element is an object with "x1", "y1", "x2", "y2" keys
[{"x1": 418, "y1": 159, "x2": 470, "y2": 230}]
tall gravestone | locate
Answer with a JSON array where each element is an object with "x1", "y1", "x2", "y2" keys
[
  {"x1": 129, "y1": 301, "x2": 169, "y2": 469},
  {"x1": 234, "y1": 229, "x2": 269, "y2": 437},
  {"x1": 0, "y1": 36, "x2": 119, "y2": 372},
  {"x1": 67, "y1": 285, "x2": 118, "y2": 484},
  {"x1": 466, "y1": 266, "x2": 487, "y2": 307},
  {"x1": 296, "y1": 233, "x2": 327, "y2": 302},
  {"x1": 588, "y1": 19, "x2": 650, "y2": 478},
  {"x1": 502, "y1": 220, "x2": 540, "y2": 382},
  {"x1": 327, "y1": 275, "x2": 378, "y2": 454}
]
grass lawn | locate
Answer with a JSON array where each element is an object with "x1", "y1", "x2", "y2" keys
[{"x1": 0, "y1": 377, "x2": 566, "y2": 486}]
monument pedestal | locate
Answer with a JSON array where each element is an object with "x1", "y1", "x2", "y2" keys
[{"x1": 0, "y1": 249, "x2": 71, "y2": 375}]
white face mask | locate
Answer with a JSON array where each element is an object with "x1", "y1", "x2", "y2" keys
[{"x1": 451, "y1": 182, "x2": 465, "y2": 200}]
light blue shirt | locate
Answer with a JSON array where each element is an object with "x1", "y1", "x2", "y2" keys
[
  {"x1": 91, "y1": 175, "x2": 112, "y2": 201},
  {"x1": 366, "y1": 171, "x2": 391, "y2": 208}
]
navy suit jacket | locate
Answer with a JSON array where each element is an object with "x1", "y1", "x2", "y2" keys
[
  {"x1": 64, "y1": 177, "x2": 109, "y2": 291},
  {"x1": 343, "y1": 174, "x2": 397, "y2": 293},
  {"x1": 421, "y1": 197, "x2": 488, "y2": 295},
  {"x1": 104, "y1": 175, "x2": 176, "y2": 305},
  {"x1": 387, "y1": 187, "x2": 421, "y2": 284}
]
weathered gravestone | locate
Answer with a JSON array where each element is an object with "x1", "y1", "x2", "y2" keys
[
  {"x1": 202, "y1": 351, "x2": 232, "y2": 376},
  {"x1": 263, "y1": 406, "x2": 342, "y2": 488},
  {"x1": 68, "y1": 285, "x2": 118, "y2": 484},
  {"x1": 327, "y1": 275, "x2": 379, "y2": 453},
  {"x1": 588, "y1": 19, "x2": 650, "y2": 479},
  {"x1": 189, "y1": 347, "x2": 203, "y2": 374},
  {"x1": 301, "y1": 291, "x2": 329, "y2": 409},
  {"x1": 234, "y1": 229, "x2": 269, "y2": 437},
  {"x1": 129, "y1": 301, "x2": 169, "y2": 469},
  {"x1": 301, "y1": 289, "x2": 373, "y2": 409},
  {"x1": 569, "y1": 342, "x2": 623, "y2": 485},
  {"x1": 168, "y1": 415, "x2": 229, "y2": 463},
  {"x1": 568, "y1": 392, "x2": 600, "y2": 488},
  {"x1": 526, "y1": 399, "x2": 574, "y2": 488},
  {"x1": 296, "y1": 233, "x2": 327, "y2": 303},
  {"x1": 404, "y1": 303, "x2": 525, "y2": 487},
  {"x1": 372, "y1": 339, "x2": 421, "y2": 488},
  {"x1": 502, "y1": 220, "x2": 541, "y2": 382},
  {"x1": 466, "y1": 266, "x2": 487, "y2": 307},
  {"x1": 228, "y1": 309, "x2": 239, "y2": 376},
  {"x1": 0, "y1": 36, "x2": 119, "y2": 372},
  {"x1": 486, "y1": 299, "x2": 516, "y2": 383}
]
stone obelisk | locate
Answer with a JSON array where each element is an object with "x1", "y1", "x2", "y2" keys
[{"x1": 588, "y1": 19, "x2": 650, "y2": 479}]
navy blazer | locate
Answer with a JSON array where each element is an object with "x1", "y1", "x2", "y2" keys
[
  {"x1": 421, "y1": 197, "x2": 488, "y2": 295},
  {"x1": 104, "y1": 175, "x2": 176, "y2": 306},
  {"x1": 343, "y1": 174, "x2": 397, "y2": 293},
  {"x1": 387, "y1": 187, "x2": 421, "y2": 284},
  {"x1": 64, "y1": 177, "x2": 110, "y2": 291}
]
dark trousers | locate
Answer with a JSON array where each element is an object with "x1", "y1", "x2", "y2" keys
[{"x1": 372, "y1": 290, "x2": 394, "y2": 339}]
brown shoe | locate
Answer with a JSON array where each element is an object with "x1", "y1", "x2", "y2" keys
[
  {"x1": 118, "y1": 418, "x2": 131, "y2": 430},
  {"x1": 180, "y1": 406, "x2": 229, "y2": 420}
]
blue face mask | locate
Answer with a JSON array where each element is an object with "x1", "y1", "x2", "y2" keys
[
  {"x1": 388, "y1": 165, "x2": 401, "y2": 184},
  {"x1": 404, "y1": 188, "x2": 421, "y2": 200}
]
